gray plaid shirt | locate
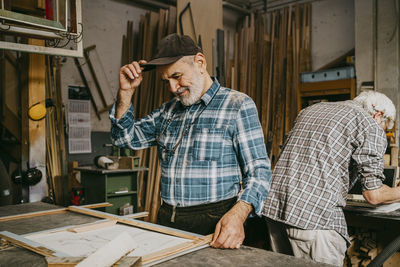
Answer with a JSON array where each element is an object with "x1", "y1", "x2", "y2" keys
[{"x1": 263, "y1": 100, "x2": 387, "y2": 242}]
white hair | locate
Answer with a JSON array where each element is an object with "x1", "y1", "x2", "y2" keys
[{"x1": 353, "y1": 90, "x2": 396, "y2": 129}]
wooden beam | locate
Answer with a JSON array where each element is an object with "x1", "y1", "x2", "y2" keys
[
  {"x1": 70, "y1": 232, "x2": 137, "y2": 267},
  {"x1": 67, "y1": 219, "x2": 117, "y2": 233},
  {"x1": 177, "y1": 0, "x2": 223, "y2": 75},
  {"x1": 142, "y1": 234, "x2": 212, "y2": 264},
  {"x1": 46, "y1": 256, "x2": 142, "y2": 267},
  {"x1": 28, "y1": 38, "x2": 47, "y2": 202},
  {"x1": 123, "y1": 211, "x2": 149, "y2": 219},
  {"x1": 300, "y1": 78, "x2": 355, "y2": 92}
]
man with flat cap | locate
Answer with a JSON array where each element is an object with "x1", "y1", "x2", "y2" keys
[{"x1": 109, "y1": 33, "x2": 271, "y2": 248}]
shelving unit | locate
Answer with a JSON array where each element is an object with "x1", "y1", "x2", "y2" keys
[
  {"x1": 299, "y1": 78, "x2": 356, "y2": 109},
  {"x1": 75, "y1": 166, "x2": 148, "y2": 215}
]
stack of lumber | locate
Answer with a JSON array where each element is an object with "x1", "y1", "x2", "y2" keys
[
  {"x1": 122, "y1": 7, "x2": 176, "y2": 223},
  {"x1": 45, "y1": 56, "x2": 67, "y2": 205},
  {"x1": 226, "y1": 3, "x2": 311, "y2": 167},
  {"x1": 345, "y1": 228, "x2": 378, "y2": 267}
]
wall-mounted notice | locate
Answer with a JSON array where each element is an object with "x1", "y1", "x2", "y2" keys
[{"x1": 68, "y1": 99, "x2": 91, "y2": 154}]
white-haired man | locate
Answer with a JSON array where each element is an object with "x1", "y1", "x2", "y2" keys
[
  {"x1": 110, "y1": 34, "x2": 271, "y2": 249},
  {"x1": 263, "y1": 91, "x2": 397, "y2": 266}
]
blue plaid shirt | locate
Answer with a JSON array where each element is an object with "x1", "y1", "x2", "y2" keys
[{"x1": 110, "y1": 79, "x2": 271, "y2": 215}]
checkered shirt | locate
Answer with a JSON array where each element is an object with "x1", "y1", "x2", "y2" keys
[
  {"x1": 110, "y1": 79, "x2": 271, "y2": 215},
  {"x1": 263, "y1": 101, "x2": 387, "y2": 242}
]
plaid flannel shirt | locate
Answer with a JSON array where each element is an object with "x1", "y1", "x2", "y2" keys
[
  {"x1": 263, "y1": 101, "x2": 387, "y2": 242},
  {"x1": 110, "y1": 79, "x2": 271, "y2": 215}
]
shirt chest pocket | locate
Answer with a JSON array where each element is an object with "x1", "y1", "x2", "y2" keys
[{"x1": 192, "y1": 127, "x2": 225, "y2": 161}]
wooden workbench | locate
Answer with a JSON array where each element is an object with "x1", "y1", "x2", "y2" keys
[{"x1": 0, "y1": 202, "x2": 332, "y2": 267}]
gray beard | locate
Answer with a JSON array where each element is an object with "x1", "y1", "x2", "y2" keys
[{"x1": 178, "y1": 76, "x2": 204, "y2": 106}]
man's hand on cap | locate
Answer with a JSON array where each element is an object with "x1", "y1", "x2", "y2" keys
[{"x1": 119, "y1": 60, "x2": 146, "y2": 93}]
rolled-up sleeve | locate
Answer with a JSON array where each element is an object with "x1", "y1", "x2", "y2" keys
[
  {"x1": 352, "y1": 124, "x2": 387, "y2": 191},
  {"x1": 234, "y1": 97, "x2": 272, "y2": 215}
]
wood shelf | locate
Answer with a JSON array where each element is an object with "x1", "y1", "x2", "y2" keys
[{"x1": 299, "y1": 78, "x2": 356, "y2": 109}]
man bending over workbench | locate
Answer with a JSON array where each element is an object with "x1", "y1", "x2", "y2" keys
[
  {"x1": 263, "y1": 91, "x2": 397, "y2": 266},
  {"x1": 109, "y1": 33, "x2": 271, "y2": 249}
]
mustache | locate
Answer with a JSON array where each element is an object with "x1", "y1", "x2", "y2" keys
[{"x1": 175, "y1": 87, "x2": 189, "y2": 95}]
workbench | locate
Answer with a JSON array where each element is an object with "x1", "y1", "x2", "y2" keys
[
  {"x1": 344, "y1": 206, "x2": 400, "y2": 231},
  {"x1": 0, "y1": 202, "x2": 332, "y2": 267}
]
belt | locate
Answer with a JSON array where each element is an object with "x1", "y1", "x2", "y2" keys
[{"x1": 161, "y1": 197, "x2": 237, "y2": 222}]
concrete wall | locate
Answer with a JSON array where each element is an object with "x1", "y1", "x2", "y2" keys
[
  {"x1": 61, "y1": 0, "x2": 146, "y2": 132},
  {"x1": 311, "y1": 0, "x2": 354, "y2": 71}
]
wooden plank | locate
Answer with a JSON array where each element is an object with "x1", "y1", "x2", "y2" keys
[
  {"x1": 0, "y1": 231, "x2": 70, "y2": 258},
  {"x1": 177, "y1": 0, "x2": 223, "y2": 75},
  {"x1": 47, "y1": 256, "x2": 142, "y2": 267},
  {"x1": 270, "y1": 12, "x2": 281, "y2": 163},
  {"x1": 255, "y1": 14, "x2": 264, "y2": 116},
  {"x1": 142, "y1": 234, "x2": 212, "y2": 264},
  {"x1": 28, "y1": 38, "x2": 47, "y2": 202},
  {"x1": 225, "y1": 30, "x2": 231, "y2": 88},
  {"x1": 300, "y1": 79, "x2": 355, "y2": 92},
  {"x1": 116, "y1": 256, "x2": 141, "y2": 267},
  {"x1": 67, "y1": 219, "x2": 117, "y2": 233},
  {"x1": 167, "y1": 6, "x2": 177, "y2": 35},
  {"x1": 19, "y1": 50, "x2": 30, "y2": 201},
  {"x1": 123, "y1": 211, "x2": 149, "y2": 219},
  {"x1": 285, "y1": 5, "x2": 293, "y2": 134},
  {"x1": 233, "y1": 32, "x2": 239, "y2": 90},
  {"x1": 295, "y1": 3, "x2": 301, "y2": 113},
  {"x1": 0, "y1": 202, "x2": 112, "y2": 222},
  {"x1": 54, "y1": 59, "x2": 68, "y2": 206},
  {"x1": 301, "y1": 88, "x2": 354, "y2": 97},
  {"x1": 241, "y1": 16, "x2": 249, "y2": 95},
  {"x1": 72, "y1": 232, "x2": 137, "y2": 267},
  {"x1": 266, "y1": 12, "x2": 276, "y2": 144},
  {"x1": 260, "y1": 37, "x2": 270, "y2": 140},
  {"x1": 46, "y1": 257, "x2": 85, "y2": 267},
  {"x1": 276, "y1": 7, "x2": 288, "y2": 150},
  {"x1": 67, "y1": 206, "x2": 201, "y2": 240}
]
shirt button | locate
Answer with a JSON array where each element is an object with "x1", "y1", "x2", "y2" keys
[{"x1": 182, "y1": 160, "x2": 189, "y2": 168}]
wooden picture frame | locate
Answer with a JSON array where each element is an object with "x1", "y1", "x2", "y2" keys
[{"x1": 0, "y1": 204, "x2": 211, "y2": 266}]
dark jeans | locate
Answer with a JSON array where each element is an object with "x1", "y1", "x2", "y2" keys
[{"x1": 157, "y1": 197, "x2": 237, "y2": 235}]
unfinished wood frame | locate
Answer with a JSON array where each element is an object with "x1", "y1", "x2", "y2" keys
[
  {"x1": 0, "y1": 202, "x2": 112, "y2": 222},
  {"x1": 0, "y1": 205, "x2": 211, "y2": 266}
]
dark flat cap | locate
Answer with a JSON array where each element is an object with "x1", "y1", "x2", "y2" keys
[{"x1": 141, "y1": 33, "x2": 202, "y2": 71}]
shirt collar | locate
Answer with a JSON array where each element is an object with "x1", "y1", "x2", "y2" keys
[{"x1": 200, "y1": 77, "x2": 220, "y2": 106}]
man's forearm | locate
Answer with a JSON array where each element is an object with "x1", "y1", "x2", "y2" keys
[
  {"x1": 115, "y1": 89, "x2": 134, "y2": 119},
  {"x1": 363, "y1": 185, "x2": 400, "y2": 204}
]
